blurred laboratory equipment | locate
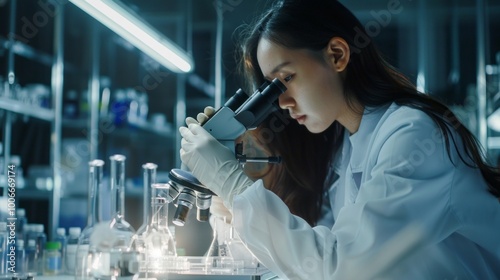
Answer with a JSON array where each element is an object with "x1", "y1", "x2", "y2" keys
[
  {"x1": 25, "y1": 239, "x2": 38, "y2": 275},
  {"x1": 42, "y1": 241, "x2": 62, "y2": 275},
  {"x1": 16, "y1": 239, "x2": 27, "y2": 275},
  {"x1": 65, "y1": 227, "x2": 81, "y2": 275},
  {"x1": 54, "y1": 227, "x2": 67, "y2": 274},
  {"x1": 0, "y1": 222, "x2": 7, "y2": 275}
]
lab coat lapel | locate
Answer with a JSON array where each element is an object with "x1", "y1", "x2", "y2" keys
[{"x1": 347, "y1": 106, "x2": 390, "y2": 202}]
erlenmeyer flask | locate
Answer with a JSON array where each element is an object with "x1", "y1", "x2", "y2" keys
[
  {"x1": 205, "y1": 215, "x2": 259, "y2": 272},
  {"x1": 91, "y1": 154, "x2": 138, "y2": 279},
  {"x1": 205, "y1": 215, "x2": 234, "y2": 271},
  {"x1": 75, "y1": 159, "x2": 104, "y2": 280},
  {"x1": 225, "y1": 223, "x2": 259, "y2": 269},
  {"x1": 141, "y1": 183, "x2": 178, "y2": 275}
]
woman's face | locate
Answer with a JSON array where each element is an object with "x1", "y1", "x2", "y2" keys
[{"x1": 257, "y1": 38, "x2": 350, "y2": 133}]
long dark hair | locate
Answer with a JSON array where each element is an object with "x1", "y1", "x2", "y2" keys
[
  {"x1": 237, "y1": 0, "x2": 500, "y2": 215},
  {"x1": 245, "y1": 113, "x2": 342, "y2": 225}
]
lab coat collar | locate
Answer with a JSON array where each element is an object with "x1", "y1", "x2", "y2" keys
[{"x1": 348, "y1": 105, "x2": 390, "y2": 171}]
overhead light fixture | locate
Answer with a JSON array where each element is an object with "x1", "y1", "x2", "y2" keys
[{"x1": 69, "y1": 0, "x2": 194, "y2": 73}]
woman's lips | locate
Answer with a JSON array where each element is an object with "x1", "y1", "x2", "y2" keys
[{"x1": 291, "y1": 114, "x2": 306, "y2": 124}]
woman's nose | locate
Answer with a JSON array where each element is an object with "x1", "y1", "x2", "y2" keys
[{"x1": 278, "y1": 91, "x2": 294, "y2": 109}]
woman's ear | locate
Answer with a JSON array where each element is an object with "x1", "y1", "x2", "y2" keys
[{"x1": 325, "y1": 37, "x2": 350, "y2": 72}]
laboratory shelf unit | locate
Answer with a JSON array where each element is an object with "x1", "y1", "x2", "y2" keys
[
  {"x1": 1, "y1": 0, "x2": 64, "y2": 240},
  {"x1": 0, "y1": 96, "x2": 54, "y2": 121}
]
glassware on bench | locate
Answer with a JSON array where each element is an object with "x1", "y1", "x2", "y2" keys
[
  {"x1": 90, "y1": 155, "x2": 139, "y2": 280},
  {"x1": 75, "y1": 159, "x2": 104, "y2": 280},
  {"x1": 139, "y1": 182, "x2": 177, "y2": 275}
]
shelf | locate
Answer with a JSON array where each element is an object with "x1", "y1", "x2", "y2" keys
[
  {"x1": 62, "y1": 117, "x2": 88, "y2": 128},
  {"x1": 0, "y1": 96, "x2": 54, "y2": 121},
  {"x1": 0, "y1": 36, "x2": 52, "y2": 67},
  {"x1": 62, "y1": 116, "x2": 175, "y2": 138},
  {"x1": 128, "y1": 117, "x2": 174, "y2": 137},
  {"x1": 0, "y1": 36, "x2": 77, "y2": 72},
  {"x1": 16, "y1": 188, "x2": 54, "y2": 200}
]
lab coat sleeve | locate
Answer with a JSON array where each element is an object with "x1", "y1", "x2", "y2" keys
[
  {"x1": 232, "y1": 109, "x2": 463, "y2": 280},
  {"x1": 233, "y1": 182, "x2": 338, "y2": 279}
]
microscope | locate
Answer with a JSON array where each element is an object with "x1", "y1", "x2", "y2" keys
[{"x1": 167, "y1": 78, "x2": 287, "y2": 226}]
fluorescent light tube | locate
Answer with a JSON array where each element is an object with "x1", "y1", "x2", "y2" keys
[{"x1": 69, "y1": 0, "x2": 194, "y2": 73}]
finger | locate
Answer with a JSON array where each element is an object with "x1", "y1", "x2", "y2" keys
[
  {"x1": 185, "y1": 116, "x2": 198, "y2": 126},
  {"x1": 179, "y1": 148, "x2": 188, "y2": 164},
  {"x1": 181, "y1": 137, "x2": 188, "y2": 147},
  {"x1": 204, "y1": 106, "x2": 216, "y2": 117},
  {"x1": 187, "y1": 123, "x2": 205, "y2": 136},
  {"x1": 179, "y1": 126, "x2": 194, "y2": 141},
  {"x1": 197, "y1": 113, "x2": 209, "y2": 124}
]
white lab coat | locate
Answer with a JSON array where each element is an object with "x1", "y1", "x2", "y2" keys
[{"x1": 232, "y1": 103, "x2": 500, "y2": 280}]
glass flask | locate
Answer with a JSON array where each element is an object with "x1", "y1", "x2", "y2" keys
[
  {"x1": 138, "y1": 183, "x2": 178, "y2": 276},
  {"x1": 134, "y1": 163, "x2": 157, "y2": 274},
  {"x1": 75, "y1": 159, "x2": 104, "y2": 280},
  {"x1": 204, "y1": 215, "x2": 233, "y2": 271},
  {"x1": 205, "y1": 215, "x2": 259, "y2": 272},
  {"x1": 91, "y1": 154, "x2": 139, "y2": 280}
]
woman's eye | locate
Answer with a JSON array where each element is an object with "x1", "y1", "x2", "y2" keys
[{"x1": 284, "y1": 75, "x2": 293, "y2": 82}]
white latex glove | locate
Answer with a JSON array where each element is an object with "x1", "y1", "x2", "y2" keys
[
  {"x1": 185, "y1": 107, "x2": 235, "y2": 220},
  {"x1": 185, "y1": 106, "x2": 215, "y2": 126},
  {"x1": 179, "y1": 123, "x2": 253, "y2": 207},
  {"x1": 210, "y1": 195, "x2": 233, "y2": 224}
]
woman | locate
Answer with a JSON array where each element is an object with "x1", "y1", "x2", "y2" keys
[{"x1": 179, "y1": 0, "x2": 500, "y2": 278}]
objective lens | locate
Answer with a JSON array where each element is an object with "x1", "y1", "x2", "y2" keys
[
  {"x1": 173, "y1": 189, "x2": 196, "y2": 226},
  {"x1": 196, "y1": 193, "x2": 212, "y2": 222}
]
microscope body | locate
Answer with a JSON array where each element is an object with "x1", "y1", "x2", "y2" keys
[
  {"x1": 201, "y1": 106, "x2": 246, "y2": 153},
  {"x1": 169, "y1": 78, "x2": 287, "y2": 226}
]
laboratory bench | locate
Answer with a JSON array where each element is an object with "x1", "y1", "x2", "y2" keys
[{"x1": 1, "y1": 273, "x2": 279, "y2": 280}]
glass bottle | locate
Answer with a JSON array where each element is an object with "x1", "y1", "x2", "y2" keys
[
  {"x1": 75, "y1": 159, "x2": 104, "y2": 279},
  {"x1": 91, "y1": 155, "x2": 138, "y2": 279},
  {"x1": 26, "y1": 224, "x2": 46, "y2": 275},
  {"x1": 0, "y1": 222, "x2": 7, "y2": 275},
  {"x1": 54, "y1": 228, "x2": 67, "y2": 274},
  {"x1": 16, "y1": 239, "x2": 26, "y2": 275},
  {"x1": 25, "y1": 239, "x2": 38, "y2": 275},
  {"x1": 43, "y1": 241, "x2": 61, "y2": 275},
  {"x1": 16, "y1": 208, "x2": 28, "y2": 241},
  {"x1": 65, "y1": 227, "x2": 81, "y2": 276}
]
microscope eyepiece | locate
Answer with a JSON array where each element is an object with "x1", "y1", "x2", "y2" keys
[{"x1": 235, "y1": 78, "x2": 287, "y2": 129}]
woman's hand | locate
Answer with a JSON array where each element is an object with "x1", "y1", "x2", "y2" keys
[
  {"x1": 179, "y1": 107, "x2": 254, "y2": 207},
  {"x1": 185, "y1": 106, "x2": 215, "y2": 126}
]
